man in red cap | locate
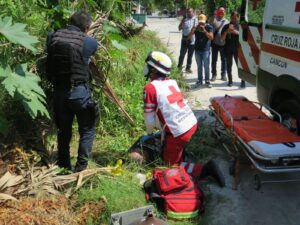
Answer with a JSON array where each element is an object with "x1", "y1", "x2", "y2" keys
[{"x1": 210, "y1": 7, "x2": 229, "y2": 82}]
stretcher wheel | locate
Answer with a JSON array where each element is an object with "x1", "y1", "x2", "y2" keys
[{"x1": 254, "y1": 174, "x2": 261, "y2": 190}]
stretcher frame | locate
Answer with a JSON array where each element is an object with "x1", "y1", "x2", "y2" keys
[{"x1": 209, "y1": 97, "x2": 300, "y2": 190}]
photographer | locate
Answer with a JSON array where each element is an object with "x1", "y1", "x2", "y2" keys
[
  {"x1": 190, "y1": 14, "x2": 214, "y2": 88},
  {"x1": 221, "y1": 11, "x2": 246, "y2": 88},
  {"x1": 177, "y1": 8, "x2": 198, "y2": 73}
]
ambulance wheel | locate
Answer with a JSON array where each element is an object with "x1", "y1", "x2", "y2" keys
[
  {"x1": 274, "y1": 99, "x2": 300, "y2": 135},
  {"x1": 254, "y1": 174, "x2": 261, "y2": 190}
]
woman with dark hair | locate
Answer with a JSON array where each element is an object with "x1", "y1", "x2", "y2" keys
[{"x1": 221, "y1": 11, "x2": 246, "y2": 88}]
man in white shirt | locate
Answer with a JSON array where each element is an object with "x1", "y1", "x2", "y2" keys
[{"x1": 178, "y1": 8, "x2": 198, "y2": 73}]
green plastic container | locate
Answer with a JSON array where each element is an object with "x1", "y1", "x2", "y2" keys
[{"x1": 132, "y1": 14, "x2": 146, "y2": 24}]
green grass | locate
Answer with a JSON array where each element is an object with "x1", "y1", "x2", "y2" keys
[{"x1": 77, "y1": 173, "x2": 148, "y2": 224}]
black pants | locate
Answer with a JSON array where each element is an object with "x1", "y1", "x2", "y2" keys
[
  {"x1": 226, "y1": 50, "x2": 238, "y2": 84},
  {"x1": 211, "y1": 43, "x2": 227, "y2": 77},
  {"x1": 54, "y1": 84, "x2": 96, "y2": 170},
  {"x1": 178, "y1": 39, "x2": 195, "y2": 70}
]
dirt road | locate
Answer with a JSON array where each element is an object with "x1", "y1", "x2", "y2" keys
[{"x1": 146, "y1": 17, "x2": 300, "y2": 225}]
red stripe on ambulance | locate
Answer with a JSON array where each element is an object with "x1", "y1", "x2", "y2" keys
[
  {"x1": 295, "y1": 2, "x2": 300, "y2": 12},
  {"x1": 238, "y1": 47, "x2": 251, "y2": 73},
  {"x1": 247, "y1": 28, "x2": 260, "y2": 65},
  {"x1": 258, "y1": 26, "x2": 263, "y2": 39},
  {"x1": 261, "y1": 42, "x2": 300, "y2": 63}
]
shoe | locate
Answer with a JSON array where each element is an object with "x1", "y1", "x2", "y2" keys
[
  {"x1": 205, "y1": 82, "x2": 212, "y2": 88},
  {"x1": 74, "y1": 163, "x2": 87, "y2": 173},
  {"x1": 195, "y1": 80, "x2": 203, "y2": 87},
  {"x1": 210, "y1": 76, "x2": 216, "y2": 82},
  {"x1": 58, "y1": 161, "x2": 72, "y2": 171},
  {"x1": 227, "y1": 83, "x2": 233, "y2": 87},
  {"x1": 185, "y1": 69, "x2": 193, "y2": 73},
  {"x1": 240, "y1": 81, "x2": 246, "y2": 88},
  {"x1": 201, "y1": 160, "x2": 225, "y2": 188},
  {"x1": 221, "y1": 76, "x2": 227, "y2": 81}
]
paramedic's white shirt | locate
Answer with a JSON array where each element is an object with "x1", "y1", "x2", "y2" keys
[{"x1": 145, "y1": 79, "x2": 197, "y2": 137}]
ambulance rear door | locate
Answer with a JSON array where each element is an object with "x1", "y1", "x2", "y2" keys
[{"x1": 239, "y1": 0, "x2": 266, "y2": 85}]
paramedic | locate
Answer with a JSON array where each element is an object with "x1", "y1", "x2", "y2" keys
[
  {"x1": 177, "y1": 8, "x2": 198, "y2": 73},
  {"x1": 142, "y1": 51, "x2": 225, "y2": 187},
  {"x1": 46, "y1": 11, "x2": 99, "y2": 172}
]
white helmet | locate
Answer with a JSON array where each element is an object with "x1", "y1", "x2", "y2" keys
[{"x1": 143, "y1": 51, "x2": 172, "y2": 77}]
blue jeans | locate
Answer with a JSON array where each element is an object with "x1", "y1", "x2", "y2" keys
[
  {"x1": 211, "y1": 43, "x2": 227, "y2": 77},
  {"x1": 54, "y1": 84, "x2": 96, "y2": 170},
  {"x1": 195, "y1": 50, "x2": 210, "y2": 83}
]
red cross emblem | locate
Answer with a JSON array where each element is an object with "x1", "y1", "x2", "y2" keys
[{"x1": 167, "y1": 86, "x2": 186, "y2": 108}]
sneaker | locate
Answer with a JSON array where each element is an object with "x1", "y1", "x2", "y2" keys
[
  {"x1": 210, "y1": 76, "x2": 216, "y2": 82},
  {"x1": 195, "y1": 80, "x2": 203, "y2": 87},
  {"x1": 205, "y1": 82, "x2": 212, "y2": 88},
  {"x1": 227, "y1": 83, "x2": 233, "y2": 87},
  {"x1": 201, "y1": 160, "x2": 225, "y2": 188},
  {"x1": 185, "y1": 69, "x2": 193, "y2": 73},
  {"x1": 221, "y1": 76, "x2": 227, "y2": 81}
]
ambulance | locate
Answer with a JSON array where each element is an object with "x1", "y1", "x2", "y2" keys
[{"x1": 238, "y1": 0, "x2": 300, "y2": 133}]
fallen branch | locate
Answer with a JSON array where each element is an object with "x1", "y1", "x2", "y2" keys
[{"x1": 90, "y1": 58, "x2": 134, "y2": 124}]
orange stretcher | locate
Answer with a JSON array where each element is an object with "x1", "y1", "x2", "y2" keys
[{"x1": 209, "y1": 95, "x2": 300, "y2": 190}]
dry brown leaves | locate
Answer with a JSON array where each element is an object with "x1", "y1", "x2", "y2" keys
[
  {"x1": 0, "y1": 147, "x2": 112, "y2": 200},
  {"x1": 0, "y1": 195, "x2": 106, "y2": 225}
]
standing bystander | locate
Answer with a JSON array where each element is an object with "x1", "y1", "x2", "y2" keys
[
  {"x1": 210, "y1": 7, "x2": 229, "y2": 82},
  {"x1": 177, "y1": 8, "x2": 198, "y2": 73},
  {"x1": 190, "y1": 14, "x2": 214, "y2": 88},
  {"x1": 221, "y1": 11, "x2": 246, "y2": 87}
]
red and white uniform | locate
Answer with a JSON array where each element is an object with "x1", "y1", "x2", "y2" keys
[{"x1": 144, "y1": 78, "x2": 198, "y2": 165}]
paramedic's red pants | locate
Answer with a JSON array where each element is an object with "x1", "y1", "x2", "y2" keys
[{"x1": 163, "y1": 124, "x2": 198, "y2": 165}]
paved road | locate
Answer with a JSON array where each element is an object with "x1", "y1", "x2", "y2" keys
[{"x1": 146, "y1": 16, "x2": 300, "y2": 225}]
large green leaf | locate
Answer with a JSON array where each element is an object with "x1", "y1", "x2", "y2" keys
[
  {"x1": 0, "y1": 17, "x2": 39, "y2": 52},
  {"x1": 1, "y1": 64, "x2": 49, "y2": 119}
]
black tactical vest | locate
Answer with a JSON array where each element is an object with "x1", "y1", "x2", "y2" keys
[{"x1": 47, "y1": 28, "x2": 89, "y2": 86}]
